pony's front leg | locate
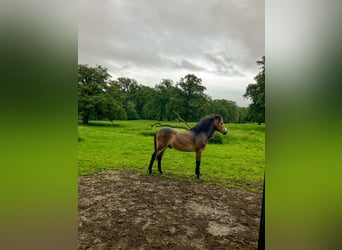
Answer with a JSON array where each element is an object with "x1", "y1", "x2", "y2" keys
[
  {"x1": 196, "y1": 160, "x2": 201, "y2": 178},
  {"x1": 195, "y1": 150, "x2": 203, "y2": 179}
]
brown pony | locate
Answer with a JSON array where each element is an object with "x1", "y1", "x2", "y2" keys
[{"x1": 148, "y1": 114, "x2": 228, "y2": 178}]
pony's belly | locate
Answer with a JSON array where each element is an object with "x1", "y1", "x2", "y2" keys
[
  {"x1": 171, "y1": 143, "x2": 195, "y2": 152},
  {"x1": 170, "y1": 134, "x2": 195, "y2": 152}
]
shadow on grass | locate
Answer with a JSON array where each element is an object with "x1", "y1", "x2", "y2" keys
[
  {"x1": 78, "y1": 121, "x2": 121, "y2": 127},
  {"x1": 139, "y1": 131, "x2": 156, "y2": 137}
]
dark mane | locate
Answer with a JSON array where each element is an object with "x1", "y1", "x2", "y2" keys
[{"x1": 190, "y1": 114, "x2": 221, "y2": 135}]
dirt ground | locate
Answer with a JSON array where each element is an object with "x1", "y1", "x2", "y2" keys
[{"x1": 78, "y1": 170, "x2": 262, "y2": 249}]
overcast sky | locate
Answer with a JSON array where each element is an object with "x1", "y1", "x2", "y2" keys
[{"x1": 78, "y1": 0, "x2": 264, "y2": 107}]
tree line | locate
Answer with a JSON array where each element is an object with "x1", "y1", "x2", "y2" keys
[{"x1": 78, "y1": 57, "x2": 265, "y2": 124}]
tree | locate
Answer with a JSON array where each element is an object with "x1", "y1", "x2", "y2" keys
[
  {"x1": 124, "y1": 101, "x2": 139, "y2": 120},
  {"x1": 78, "y1": 64, "x2": 111, "y2": 124},
  {"x1": 208, "y1": 99, "x2": 238, "y2": 123},
  {"x1": 104, "y1": 99, "x2": 127, "y2": 122},
  {"x1": 134, "y1": 85, "x2": 155, "y2": 119},
  {"x1": 78, "y1": 65, "x2": 127, "y2": 123},
  {"x1": 152, "y1": 79, "x2": 176, "y2": 121},
  {"x1": 78, "y1": 63, "x2": 253, "y2": 123},
  {"x1": 236, "y1": 107, "x2": 249, "y2": 123},
  {"x1": 117, "y1": 77, "x2": 141, "y2": 119},
  {"x1": 244, "y1": 56, "x2": 265, "y2": 124},
  {"x1": 176, "y1": 74, "x2": 209, "y2": 121},
  {"x1": 104, "y1": 81, "x2": 127, "y2": 122}
]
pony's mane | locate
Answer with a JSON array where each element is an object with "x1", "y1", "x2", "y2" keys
[{"x1": 190, "y1": 114, "x2": 221, "y2": 135}]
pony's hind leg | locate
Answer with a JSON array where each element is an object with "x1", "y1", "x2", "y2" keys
[
  {"x1": 148, "y1": 151, "x2": 157, "y2": 174},
  {"x1": 157, "y1": 150, "x2": 166, "y2": 174},
  {"x1": 149, "y1": 129, "x2": 170, "y2": 175},
  {"x1": 148, "y1": 148, "x2": 166, "y2": 174}
]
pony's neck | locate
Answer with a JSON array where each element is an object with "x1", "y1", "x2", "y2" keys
[
  {"x1": 206, "y1": 125, "x2": 216, "y2": 139},
  {"x1": 198, "y1": 124, "x2": 216, "y2": 143},
  {"x1": 191, "y1": 117, "x2": 217, "y2": 142}
]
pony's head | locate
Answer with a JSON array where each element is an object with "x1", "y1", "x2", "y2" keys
[{"x1": 213, "y1": 115, "x2": 228, "y2": 135}]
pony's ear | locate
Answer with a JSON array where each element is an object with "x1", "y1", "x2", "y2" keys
[{"x1": 214, "y1": 114, "x2": 221, "y2": 121}]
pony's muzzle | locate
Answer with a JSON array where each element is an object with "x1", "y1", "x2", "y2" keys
[{"x1": 222, "y1": 129, "x2": 228, "y2": 135}]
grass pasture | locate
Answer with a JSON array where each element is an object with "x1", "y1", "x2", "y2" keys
[{"x1": 78, "y1": 120, "x2": 265, "y2": 192}]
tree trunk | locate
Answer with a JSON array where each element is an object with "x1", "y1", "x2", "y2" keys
[{"x1": 83, "y1": 116, "x2": 89, "y2": 124}]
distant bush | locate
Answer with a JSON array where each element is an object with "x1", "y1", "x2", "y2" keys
[{"x1": 208, "y1": 133, "x2": 223, "y2": 144}]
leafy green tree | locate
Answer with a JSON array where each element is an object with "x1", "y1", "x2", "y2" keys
[
  {"x1": 176, "y1": 74, "x2": 209, "y2": 121},
  {"x1": 78, "y1": 64, "x2": 254, "y2": 123},
  {"x1": 209, "y1": 99, "x2": 238, "y2": 123},
  {"x1": 117, "y1": 77, "x2": 140, "y2": 120},
  {"x1": 244, "y1": 56, "x2": 265, "y2": 124},
  {"x1": 104, "y1": 100, "x2": 127, "y2": 122},
  {"x1": 125, "y1": 101, "x2": 139, "y2": 120},
  {"x1": 104, "y1": 81, "x2": 127, "y2": 121},
  {"x1": 105, "y1": 80, "x2": 125, "y2": 104},
  {"x1": 78, "y1": 64, "x2": 111, "y2": 124},
  {"x1": 117, "y1": 77, "x2": 140, "y2": 94},
  {"x1": 117, "y1": 77, "x2": 143, "y2": 119},
  {"x1": 135, "y1": 85, "x2": 155, "y2": 119},
  {"x1": 151, "y1": 79, "x2": 176, "y2": 121},
  {"x1": 236, "y1": 107, "x2": 249, "y2": 123},
  {"x1": 163, "y1": 86, "x2": 186, "y2": 121}
]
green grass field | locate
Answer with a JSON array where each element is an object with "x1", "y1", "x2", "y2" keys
[{"x1": 78, "y1": 120, "x2": 265, "y2": 192}]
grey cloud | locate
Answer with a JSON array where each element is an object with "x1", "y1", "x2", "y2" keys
[
  {"x1": 203, "y1": 52, "x2": 245, "y2": 77},
  {"x1": 78, "y1": 0, "x2": 264, "y2": 106},
  {"x1": 179, "y1": 60, "x2": 206, "y2": 72},
  {"x1": 79, "y1": 0, "x2": 264, "y2": 68}
]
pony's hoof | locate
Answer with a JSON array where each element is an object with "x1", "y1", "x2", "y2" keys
[{"x1": 196, "y1": 174, "x2": 201, "y2": 179}]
